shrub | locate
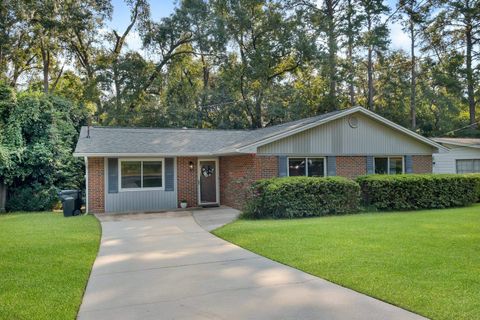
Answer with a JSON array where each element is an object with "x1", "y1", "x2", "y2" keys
[
  {"x1": 357, "y1": 174, "x2": 480, "y2": 211},
  {"x1": 6, "y1": 183, "x2": 59, "y2": 212},
  {"x1": 243, "y1": 176, "x2": 360, "y2": 219}
]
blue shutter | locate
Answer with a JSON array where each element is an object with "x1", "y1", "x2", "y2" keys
[
  {"x1": 327, "y1": 156, "x2": 336, "y2": 176},
  {"x1": 164, "y1": 158, "x2": 174, "y2": 191},
  {"x1": 366, "y1": 156, "x2": 374, "y2": 174},
  {"x1": 278, "y1": 156, "x2": 288, "y2": 177},
  {"x1": 108, "y1": 158, "x2": 118, "y2": 193},
  {"x1": 405, "y1": 155, "x2": 413, "y2": 174}
]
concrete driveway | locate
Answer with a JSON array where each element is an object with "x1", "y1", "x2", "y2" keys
[{"x1": 78, "y1": 208, "x2": 426, "y2": 320}]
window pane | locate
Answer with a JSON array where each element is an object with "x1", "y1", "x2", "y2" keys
[
  {"x1": 457, "y1": 160, "x2": 474, "y2": 173},
  {"x1": 121, "y1": 161, "x2": 141, "y2": 188},
  {"x1": 389, "y1": 157, "x2": 403, "y2": 174},
  {"x1": 374, "y1": 158, "x2": 388, "y2": 174},
  {"x1": 308, "y1": 158, "x2": 325, "y2": 177},
  {"x1": 289, "y1": 158, "x2": 306, "y2": 176},
  {"x1": 143, "y1": 161, "x2": 163, "y2": 188},
  {"x1": 473, "y1": 160, "x2": 480, "y2": 173}
]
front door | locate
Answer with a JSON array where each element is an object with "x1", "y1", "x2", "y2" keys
[{"x1": 199, "y1": 160, "x2": 218, "y2": 204}]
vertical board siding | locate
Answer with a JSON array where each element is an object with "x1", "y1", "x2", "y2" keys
[
  {"x1": 258, "y1": 113, "x2": 434, "y2": 155},
  {"x1": 107, "y1": 158, "x2": 118, "y2": 193},
  {"x1": 105, "y1": 157, "x2": 177, "y2": 213},
  {"x1": 105, "y1": 191, "x2": 177, "y2": 213},
  {"x1": 327, "y1": 156, "x2": 336, "y2": 176}
]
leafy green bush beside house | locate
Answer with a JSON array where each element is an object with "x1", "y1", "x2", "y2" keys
[
  {"x1": 357, "y1": 174, "x2": 480, "y2": 211},
  {"x1": 0, "y1": 84, "x2": 88, "y2": 211},
  {"x1": 243, "y1": 176, "x2": 360, "y2": 219},
  {"x1": 243, "y1": 174, "x2": 480, "y2": 219}
]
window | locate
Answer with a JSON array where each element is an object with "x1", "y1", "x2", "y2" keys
[
  {"x1": 120, "y1": 159, "x2": 163, "y2": 190},
  {"x1": 288, "y1": 157, "x2": 325, "y2": 177},
  {"x1": 374, "y1": 157, "x2": 404, "y2": 175},
  {"x1": 456, "y1": 159, "x2": 480, "y2": 174}
]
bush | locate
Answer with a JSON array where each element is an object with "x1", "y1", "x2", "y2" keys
[
  {"x1": 6, "y1": 183, "x2": 59, "y2": 212},
  {"x1": 243, "y1": 176, "x2": 360, "y2": 219},
  {"x1": 357, "y1": 174, "x2": 480, "y2": 211}
]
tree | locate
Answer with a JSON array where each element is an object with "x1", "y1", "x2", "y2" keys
[
  {"x1": 212, "y1": 0, "x2": 316, "y2": 128},
  {"x1": 340, "y1": 0, "x2": 364, "y2": 106},
  {"x1": 359, "y1": 0, "x2": 390, "y2": 110},
  {"x1": 430, "y1": 0, "x2": 480, "y2": 126},
  {"x1": 0, "y1": 84, "x2": 88, "y2": 211},
  {"x1": 398, "y1": 0, "x2": 429, "y2": 129}
]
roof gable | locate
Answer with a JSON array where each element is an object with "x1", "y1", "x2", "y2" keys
[{"x1": 236, "y1": 107, "x2": 446, "y2": 153}]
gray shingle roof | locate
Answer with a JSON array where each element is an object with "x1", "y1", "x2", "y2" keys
[
  {"x1": 74, "y1": 109, "x2": 345, "y2": 156},
  {"x1": 432, "y1": 137, "x2": 480, "y2": 148}
]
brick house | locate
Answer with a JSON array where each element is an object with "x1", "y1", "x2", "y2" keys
[{"x1": 74, "y1": 107, "x2": 446, "y2": 213}]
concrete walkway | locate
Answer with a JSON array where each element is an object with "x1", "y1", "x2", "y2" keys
[{"x1": 78, "y1": 207, "x2": 426, "y2": 320}]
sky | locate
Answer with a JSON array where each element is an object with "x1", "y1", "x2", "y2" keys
[{"x1": 107, "y1": 0, "x2": 410, "y2": 53}]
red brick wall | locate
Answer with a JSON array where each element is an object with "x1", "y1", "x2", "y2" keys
[
  {"x1": 177, "y1": 157, "x2": 198, "y2": 208},
  {"x1": 412, "y1": 155, "x2": 433, "y2": 173},
  {"x1": 219, "y1": 155, "x2": 278, "y2": 210},
  {"x1": 336, "y1": 156, "x2": 367, "y2": 179},
  {"x1": 87, "y1": 157, "x2": 105, "y2": 213}
]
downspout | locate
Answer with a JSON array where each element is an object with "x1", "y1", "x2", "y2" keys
[{"x1": 85, "y1": 156, "x2": 89, "y2": 213}]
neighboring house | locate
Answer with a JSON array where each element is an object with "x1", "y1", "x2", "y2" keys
[
  {"x1": 74, "y1": 106, "x2": 446, "y2": 213},
  {"x1": 432, "y1": 138, "x2": 480, "y2": 174}
]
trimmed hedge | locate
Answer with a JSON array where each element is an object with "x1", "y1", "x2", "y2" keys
[
  {"x1": 243, "y1": 176, "x2": 360, "y2": 219},
  {"x1": 357, "y1": 174, "x2": 480, "y2": 211}
]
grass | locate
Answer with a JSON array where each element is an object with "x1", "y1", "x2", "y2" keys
[
  {"x1": 214, "y1": 205, "x2": 480, "y2": 320},
  {"x1": 0, "y1": 212, "x2": 101, "y2": 320}
]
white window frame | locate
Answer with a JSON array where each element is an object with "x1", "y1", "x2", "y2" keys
[
  {"x1": 456, "y1": 159, "x2": 480, "y2": 174},
  {"x1": 373, "y1": 156, "x2": 405, "y2": 175},
  {"x1": 118, "y1": 158, "x2": 165, "y2": 192},
  {"x1": 287, "y1": 157, "x2": 327, "y2": 177}
]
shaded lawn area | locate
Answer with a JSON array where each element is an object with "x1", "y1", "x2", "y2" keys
[
  {"x1": 214, "y1": 205, "x2": 480, "y2": 320},
  {"x1": 0, "y1": 212, "x2": 100, "y2": 320}
]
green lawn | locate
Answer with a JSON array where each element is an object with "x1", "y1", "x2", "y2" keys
[
  {"x1": 0, "y1": 212, "x2": 100, "y2": 320},
  {"x1": 214, "y1": 205, "x2": 480, "y2": 320}
]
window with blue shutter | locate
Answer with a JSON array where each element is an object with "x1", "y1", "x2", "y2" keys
[
  {"x1": 366, "y1": 156, "x2": 374, "y2": 174},
  {"x1": 164, "y1": 158, "x2": 174, "y2": 191},
  {"x1": 278, "y1": 156, "x2": 287, "y2": 177},
  {"x1": 108, "y1": 158, "x2": 119, "y2": 193},
  {"x1": 405, "y1": 155, "x2": 413, "y2": 173},
  {"x1": 327, "y1": 156, "x2": 336, "y2": 176}
]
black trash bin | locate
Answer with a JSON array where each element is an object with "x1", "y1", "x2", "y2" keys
[{"x1": 58, "y1": 190, "x2": 82, "y2": 217}]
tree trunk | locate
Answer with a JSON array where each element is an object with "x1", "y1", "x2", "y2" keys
[
  {"x1": 347, "y1": 31, "x2": 355, "y2": 106},
  {"x1": 253, "y1": 91, "x2": 263, "y2": 129},
  {"x1": 465, "y1": 24, "x2": 476, "y2": 126},
  {"x1": 410, "y1": 17, "x2": 416, "y2": 130},
  {"x1": 326, "y1": 0, "x2": 337, "y2": 110},
  {"x1": 346, "y1": 0, "x2": 355, "y2": 106},
  {"x1": 367, "y1": 16, "x2": 374, "y2": 110},
  {"x1": 0, "y1": 182, "x2": 7, "y2": 213},
  {"x1": 367, "y1": 46, "x2": 374, "y2": 110},
  {"x1": 41, "y1": 39, "x2": 49, "y2": 94}
]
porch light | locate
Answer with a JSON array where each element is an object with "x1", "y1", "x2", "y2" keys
[{"x1": 189, "y1": 161, "x2": 194, "y2": 170}]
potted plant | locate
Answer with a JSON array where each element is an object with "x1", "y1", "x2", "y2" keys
[{"x1": 180, "y1": 200, "x2": 188, "y2": 209}]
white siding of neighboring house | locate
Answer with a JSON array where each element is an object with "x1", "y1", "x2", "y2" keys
[
  {"x1": 258, "y1": 113, "x2": 436, "y2": 156},
  {"x1": 433, "y1": 144, "x2": 480, "y2": 173}
]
